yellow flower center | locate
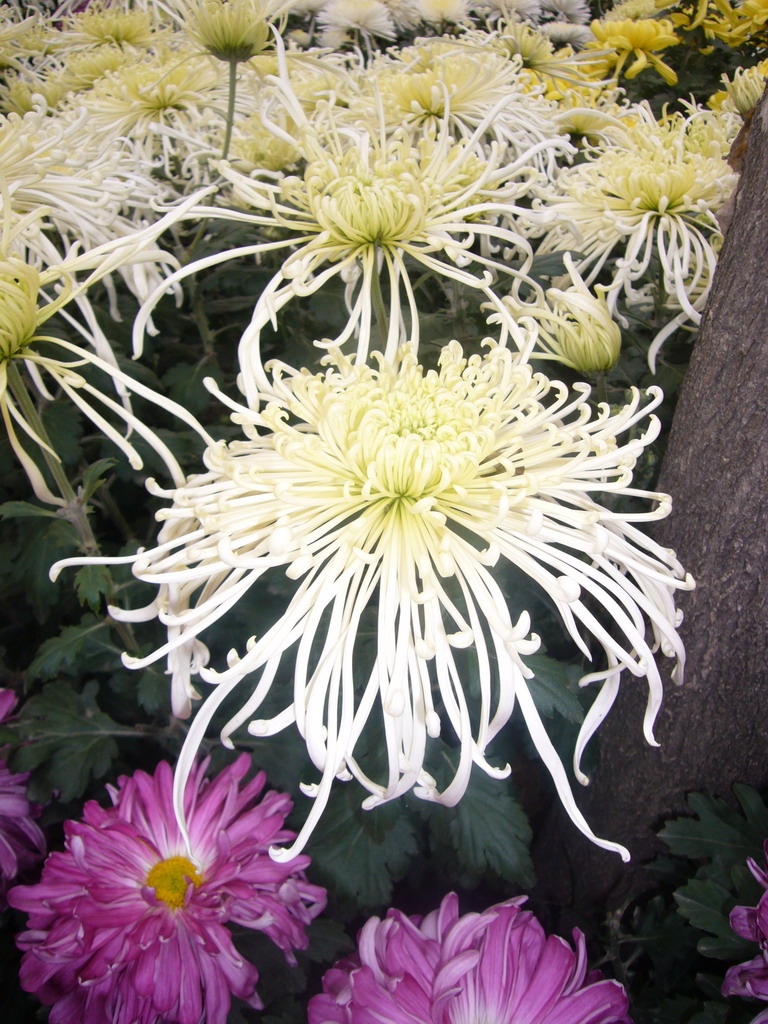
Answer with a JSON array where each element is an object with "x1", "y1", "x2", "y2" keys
[{"x1": 145, "y1": 855, "x2": 202, "y2": 909}]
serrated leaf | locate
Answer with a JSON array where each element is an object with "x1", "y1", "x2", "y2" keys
[
  {"x1": 27, "y1": 615, "x2": 111, "y2": 679},
  {"x1": 79, "y1": 458, "x2": 116, "y2": 503},
  {"x1": 446, "y1": 771, "x2": 535, "y2": 888},
  {"x1": 660, "y1": 792, "x2": 764, "y2": 867},
  {"x1": 308, "y1": 786, "x2": 418, "y2": 908},
  {"x1": 74, "y1": 564, "x2": 113, "y2": 610},
  {"x1": 524, "y1": 655, "x2": 584, "y2": 723},
  {"x1": 11, "y1": 680, "x2": 124, "y2": 800},
  {"x1": 136, "y1": 666, "x2": 171, "y2": 716},
  {"x1": 13, "y1": 516, "x2": 79, "y2": 620},
  {"x1": 0, "y1": 500, "x2": 60, "y2": 521},
  {"x1": 673, "y1": 878, "x2": 736, "y2": 940}
]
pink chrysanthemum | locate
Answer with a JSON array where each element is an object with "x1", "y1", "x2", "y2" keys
[
  {"x1": 9, "y1": 754, "x2": 326, "y2": 1024},
  {"x1": 309, "y1": 892, "x2": 632, "y2": 1024},
  {"x1": 722, "y1": 840, "x2": 768, "y2": 1018},
  {"x1": 0, "y1": 688, "x2": 45, "y2": 909}
]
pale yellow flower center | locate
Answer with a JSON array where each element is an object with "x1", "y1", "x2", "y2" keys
[
  {"x1": 145, "y1": 855, "x2": 202, "y2": 909},
  {"x1": 290, "y1": 150, "x2": 433, "y2": 249},
  {"x1": 270, "y1": 349, "x2": 505, "y2": 506}
]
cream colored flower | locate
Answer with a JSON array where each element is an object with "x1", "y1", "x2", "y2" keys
[
  {"x1": 134, "y1": 54, "x2": 560, "y2": 403},
  {"x1": 317, "y1": 0, "x2": 398, "y2": 47},
  {"x1": 73, "y1": 47, "x2": 224, "y2": 176},
  {"x1": 0, "y1": 200, "x2": 213, "y2": 502},
  {"x1": 55, "y1": 339, "x2": 690, "y2": 862},
  {"x1": 359, "y1": 44, "x2": 569, "y2": 174},
  {"x1": 501, "y1": 253, "x2": 622, "y2": 372},
  {"x1": 176, "y1": 0, "x2": 293, "y2": 62},
  {"x1": 533, "y1": 103, "x2": 738, "y2": 368}
]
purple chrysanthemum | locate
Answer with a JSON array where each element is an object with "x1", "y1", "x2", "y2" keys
[
  {"x1": 309, "y1": 892, "x2": 632, "y2": 1024},
  {"x1": 9, "y1": 754, "x2": 326, "y2": 1024},
  {"x1": 0, "y1": 688, "x2": 45, "y2": 909},
  {"x1": 722, "y1": 840, "x2": 768, "y2": 1019}
]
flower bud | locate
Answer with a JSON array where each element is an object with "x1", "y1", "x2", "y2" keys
[
  {"x1": 546, "y1": 285, "x2": 622, "y2": 373},
  {"x1": 0, "y1": 259, "x2": 40, "y2": 360}
]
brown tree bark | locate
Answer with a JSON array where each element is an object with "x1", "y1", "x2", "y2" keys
[{"x1": 532, "y1": 86, "x2": 768, "y2": 921}]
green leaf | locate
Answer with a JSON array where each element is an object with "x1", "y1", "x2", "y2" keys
[
  {"x1": 673, "y1": 878, "x2": 737, "y2": 942},
  {"x1": 74, "y1": 564, "x2": 113, "y2": 611},
  {"x1": 11, "y1": 680, "x2": 123, "y2": 800},
  {"x1": 41, "y1": 399, "x2": 84, "y2": 466},
  {"x1": 79, "y1": 458, "x2": 116, "y2": 504},
  {"x1": 27, "y1": 615, "x2": 111, "y2": 680},
  {"x1": 0, "y1": 500, "x2": 60, "y2": 521},
  {"x1": 12, "y1": 516, "x2": 79, "y2": 620},
  {"x1": 524, "y1": 655, "x2": 584, "y2": 723},
  {"x1": 688, "y1": 1003, "x2": 733, "y2": 1024},
  {"x1": 308, "y1": 785, "x2": 418, "y2": 908},
  {"x1": 659, "y1": 791, "x2": 765, "y2": 869},
  {"x1": 441, "y1": 769, "x2": 535, "y2": 888},
  {"x1": 301, "y1": 917, "x2": 354, "y2": 965}
]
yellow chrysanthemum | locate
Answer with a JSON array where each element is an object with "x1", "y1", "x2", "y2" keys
[{"x1": 589, "y1": 18, "x2": 680, "y2": 85}]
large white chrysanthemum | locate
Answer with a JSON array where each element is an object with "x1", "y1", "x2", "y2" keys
[
  {"x1": 533, "y1": 103, "x2": 739, "y2": 368},
  {"x1": 56, "y1": 340, "x2": 692, "y2": 861}
]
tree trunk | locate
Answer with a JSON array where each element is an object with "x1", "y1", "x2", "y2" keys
[{"x1": 532, "y1": 86, "x2": 768, "y2": 921}]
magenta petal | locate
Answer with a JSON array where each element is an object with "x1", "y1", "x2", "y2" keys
[{"x1": 10, "y1": 756, "x2": 325, "y2": 1024}]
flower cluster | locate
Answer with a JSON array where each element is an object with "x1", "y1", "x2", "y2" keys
[
  {"x1": 309, "y1": 892, "x2": 632, "y2": 1024},
  {"x1": 9, "y1": 755, "x2": 326, "y2": 1024}
]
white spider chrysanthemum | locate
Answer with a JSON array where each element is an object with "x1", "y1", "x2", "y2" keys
[
  {"x1": 55, "y1": 339, "x2": 692, "y2": 862},
  {"x1": 176, "y1": 0, "x2": 293, "y2": 62},
  {"x1": 317, "y1": 0, "x2": 397, "y2": 46},
  {"x1": 44, "y1": 0, "x2": 163, "y2": 53},
  {"x1": 359, "y1": 45, "x2": 569, "y2": 173},
  {"x1": 73, "y1": 47, "x2": 224, "y2": 177},
  {"x1": 540, "y1": 20, "x2": 593, "y2": 47},
  {"x1": 0, "y1": 196, "x2": 213, "y2": 502},
  {"x1": 134, "y1": 56, "x2": 564, "y2": 404},
  {"x1": 0, "y1": 103, "x2": 134, "y2": 255},
  {"x1": 473, "y1": 0, "x2": 543, "y2": 24},
  {"x1": 534, "y1": 103, "x2": 738, "y2": 368},
  {"x1": 497, "y1": 253, "x2": 621, "y2": 372}
]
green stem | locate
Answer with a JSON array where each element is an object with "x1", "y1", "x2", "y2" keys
[
  {"x1": 221, "y1": 60, "x2": 239, "y2": 161},
  {"x1": 6, "y1": 361, "x2": 137, "y2": 651},
  {"x1": 7, "y1": 362, "x2": 79, "y2": 508},
  {"x1": 370, "y1": 250, "x2": 389, "y2": 350},
  {"x1": 596, "y1": 371, "x2": 608, "y2": 405}
]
